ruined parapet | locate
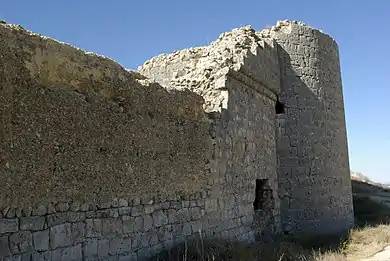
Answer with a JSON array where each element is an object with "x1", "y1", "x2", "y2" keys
[
  {"x1": 260, "y1": 20, "x2": 354, "y2": 233},
  {"x1": 141, "y1": 26, "x2": 282, "y2": 237},
  {"x1": 140, "y1": 26, "x2": 280, "y2": 113}
]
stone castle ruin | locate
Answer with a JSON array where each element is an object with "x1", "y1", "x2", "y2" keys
[{"x1": 0, "y1": 20, "x2": 354, "y2": 261}]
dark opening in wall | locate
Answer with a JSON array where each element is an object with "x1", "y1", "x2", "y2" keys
[
  {"x1": 253, "y1": 179, "x2": 274, "y2": 211},
  {"x1": 275, "y1": 97, "x2": 285, "y2": 114}
]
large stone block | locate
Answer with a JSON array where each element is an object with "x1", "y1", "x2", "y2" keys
[
  {"x1": 51, "y1": 244, "x2": 82, "y2": 261},
  {"x1": 50, "y1": 223, "x2": 72, "y2": 249},
  {"x1": 0, "y1": 236, "x2": 11, "y2": 256},
  {"x1": 20, "y1": 217, "x2": 45, "y2": 231},
  {"x1": 33, "y1": 230, "x2": 50, "y2": 251},
  {"x1": 0, "y1": 219, "x2": 19, "y2": 234},
  {"x1": 9, "y1": 232, "x2": 34, "y2": 254}
]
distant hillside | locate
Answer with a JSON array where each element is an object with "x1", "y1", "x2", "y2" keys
[{"x1": 351, "y1": 171, "x2": 389, "y2": 189}]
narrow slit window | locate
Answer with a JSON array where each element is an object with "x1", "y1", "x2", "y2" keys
[{"x1": 275, "y1": 98, "x2": 285, "y2": 114}]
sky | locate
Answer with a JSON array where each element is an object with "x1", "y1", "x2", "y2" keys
[{"x1": 1, "y1": 0, "x2": 389, "y2": 183}]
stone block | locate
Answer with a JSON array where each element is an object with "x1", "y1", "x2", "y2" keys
[
  {"x1": 175, "y1": 208, "x2": 190, "y2": 223},
  {"x1": 122, "y1": 216, "x2": 134, "y2": 234},
  {"x1": 33, "y1": 230, "x2": 49, "y2": 251},
  {"x1": 118, "y1": 253, "x2": 137, "y2": 261},
  {"x1": 20, "y1": 217, "x2": 45, "y2": 231},
  {"x1": 4, "y1": 255, "x2": 21, "y2": 261},
  {"x1": 50, "y1": 223, "x2": 72, "y2": 249},
  {"x1": 86, "y1": 219, "x2": 102, "y2": 238},
  {"x1": 101, "y1": 218, "x2": 122, "y2": 237},
  {"x1": 31, "y1": 251, "x2": 51, "y2": 261},
  {"x1": 119, "y1": 199, "x2": 129, "y2": 207},
  {"x1": 9, "y1": 232, "x2": 34, "y2": 254},
  {"x1": 189, "y1": 207, "x2": 201, "y2": 220},
  {"x1": 97, "y1": 239, "x2": 110, "y2": 258},
  {"x1": 52, "y1": 244, "x2": 82, "y2": 261},
  {"x1": 55, "y1": 203, "x2": 70, "y2": 212},
  {"x1": 131, "y1": 206, "x2": 143, "y2": 217},
  {"x1": 118, "y1": 207, "x2": 131, "y2": 216},
  {"x1": 0, "y1": 219, "x2": 19, "y2": 233},
  {"x1": 143, "y1": 215, "x2": 153, "y2": 231},
  {"x1": 46, "y1": 213, "x2": 69, "y2": 227},
  {"x1": 109, "y1": 238, "x2": 132, "y2": 255},
  {"x1": 152, "y1": 210, "x2": 168, "y2": 227},
  {"x1": 68, "y1": 212, "x2": 85, "y2": 223},
  {"x1": 83, "y1": 239, "x2": 98, "y2": 257},
  {"x1": 71, "y1": 222, "x2": 85, "y2": 243},
  {"x1": 0, "y1": 236, "x2": 11, "y2": 256},
  {"x1": 134, "y1": 217, "x2": 143, "y2": 233}
]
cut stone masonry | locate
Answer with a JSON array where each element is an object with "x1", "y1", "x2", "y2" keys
[{"x1": 0, "y1": 20, "x2": 354, "y2": 261}]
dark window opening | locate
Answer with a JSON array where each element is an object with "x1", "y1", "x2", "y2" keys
[
  {"x1": 275, "y1": 97, "x2": 285, "y2": 114},
  {"x1": 253, "y1": 179, "x2": 274, "y2": 211}
]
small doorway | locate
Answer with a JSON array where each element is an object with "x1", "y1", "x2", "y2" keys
[{"x1": 253, "y1": 179, "x2": 276, "y2": 240}]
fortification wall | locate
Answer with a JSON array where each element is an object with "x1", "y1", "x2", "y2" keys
[
  {"x1": 140, "y1": 26, "x2": 282, "y2": 237},
  {"x1": 0, "y1": 24, "x2": 281, "y2": 261},
  {"x1": 259, "y1": 21, "x2": 354, "y2": 233}
]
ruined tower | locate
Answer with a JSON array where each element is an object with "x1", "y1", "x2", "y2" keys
[{"x1": 260, "y1": 21, "x2": 354, "y2": 233}]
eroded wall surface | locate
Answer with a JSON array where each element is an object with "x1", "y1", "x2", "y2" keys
[
  {"x1": 0, "y1": 24, "x2": 281, "y2": 261},
  {"x1": 260, "y1": 21, "x2": 354, "y2": 233},
  {"x1": 140, "y1": 26, "x2": 282, "y2": 238}
]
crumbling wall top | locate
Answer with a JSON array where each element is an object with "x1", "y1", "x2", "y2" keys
[{"x1": 140, "y1": 26, "x2": 280, "y2": 113}]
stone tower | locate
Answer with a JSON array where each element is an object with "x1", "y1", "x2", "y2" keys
[{"x1": 260, "y1": 21, "x2": 354, "y2": 233}]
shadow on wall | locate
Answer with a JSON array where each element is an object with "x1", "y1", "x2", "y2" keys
[{"x1": 276, "y1": 42, "x2": 353, "y2": 234}]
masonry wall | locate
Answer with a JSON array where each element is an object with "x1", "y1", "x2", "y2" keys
[
  {"x1": 260, "y1": 21, "x2": 354, "y2": 233},
  {"x1": 140, "y1": 26, "x2": 282, "y2": 238},
  {"x1": 0, "y1": 24, "x2": 282, "y2": 261}
]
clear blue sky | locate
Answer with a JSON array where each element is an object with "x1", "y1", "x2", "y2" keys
[{"x1": 2, "y1": 0, "x2": 389, "y2": 182}]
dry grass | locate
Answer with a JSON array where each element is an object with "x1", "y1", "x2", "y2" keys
[{"x1": 152, "y1": 225, "x2": 390, "y2": 261}]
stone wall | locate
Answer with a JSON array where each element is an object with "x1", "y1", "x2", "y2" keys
[
  {"x1": 0, "y1": 20, "x2": 355, "y2": 261},
  {"x1": 260, "y1": 21, "x2": 354, "y2": 233},
  {"x1": 140, "y1": 26, "x2": 282, "y2": 237}
]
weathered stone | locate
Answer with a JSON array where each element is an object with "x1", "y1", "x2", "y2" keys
[
  {"x1": 0, "y1": 218, "x2": 19, "y2": 233},
  {"x1": 80, "y1": 203, "x2": 89, "y2": 212},
  {"x1": 50, "y1": 223, "x2": 72, "y2": 249},
  {"x1": 118, "y1": 207, "x2": 131, "y2": 216},
  {"x1": 134, "y1": 217, "x2": 143, "y2": 232},
  {"x1": 118, "y1": 253, "x2": 137, "y2": 261},
  {"x1": 31, "y1": 251, "x2": 51, "y2": 261},
  {"x1": 52, "y1": 244, "x2": 82, "y2": 261},
  {"x1": 46, "y1": 212, "x2": 68, "y2": 227},
  {"x1": 6, "y1": 208, "x2": 16, "y2": 218},
  {"x1": 152, "y1": 210, "x2": 168, "y2": 227},
  {"x1": 83, "y1": 239, "x2": 98, "y2": 257},
  {"x1": 144, "y1": 205, "x2": 154, "y2": 215},
  {"x1": 101, "y1": 218, "x2": 122, "y2": 237},
  {"x1": 20, "y1": 217, "x2": 45, "y2": 231},
  {"x1": 9, "y1": 231, "x2": 34, "y2": 254},
  {"x1": 111, "y1": 198, "x2": 119, "y2": 208},
  {"x1": 4, "y1": 255, "x2": 21, "y2": 261},
  {"x1": 0, "y1": 236, "x2": 11, "y2": 256},
  {"x1": 119, "y1": 199, "x2": 129, "y2": 207},
  {"x1": 71, "y1": 222, "x2": 85, "y2": 243},
  {"x1": 33, "y1": 230, "x2": 49, "y2": 251},
  {"x1": 86, "y1": 219, "x2": 102, "y2": 238},
  {"x1": 131, "y1": 206, "x2": 143, "y2": 217},
  {"x1": 143, "y1": 215, "x2": 153, "y2": 231},
  {"x1": 109, "y1": 238, "x2": 131, "y2": 255},
  {"x1": 32, "y1": 205, "x2": 47, "y2": 216},
  {"x1": 55, "y1": 202, "x2": 70, "y2": 212},
  {"x1": 122, "y1": 216, "x2": 134, "y2": 234},
  {"x1": 68, "y1": 212, "x2": 85, "y2": 223},
  {"x1": 69, "y1": 202, "x2": 81, "y2": 212}
]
